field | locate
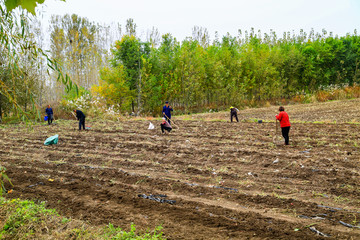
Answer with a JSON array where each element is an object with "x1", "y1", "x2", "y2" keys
[{"x1": 1, "y1": 99, "x2": 360, "y2": 239}]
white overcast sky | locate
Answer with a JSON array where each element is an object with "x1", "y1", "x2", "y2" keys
[{"x1": 39, "y1": 0, "x2": 360, "y2": 41}]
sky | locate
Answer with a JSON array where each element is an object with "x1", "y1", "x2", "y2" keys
[{"x1": 39, "y1": 0, "x2": 360, "y2": 41}]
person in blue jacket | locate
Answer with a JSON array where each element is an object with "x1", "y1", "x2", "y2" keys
[
  {"x1": 74, "y1": 109, "x2": 86, "y2": 130},
  {"x1": 45, "y1": 105, "x2": 54, "y2": 125},
  {"x1": 162, "y1": 101, "x2": 173, "y2": 124}
]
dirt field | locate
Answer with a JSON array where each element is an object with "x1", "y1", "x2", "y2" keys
[{"x1": 1, "y1": 99, "x2": 360, "y2": 239}]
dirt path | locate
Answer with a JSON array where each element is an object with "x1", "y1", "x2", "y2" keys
[{"x1": 1, "y1": 102, "x2": 360, "y2": 239}]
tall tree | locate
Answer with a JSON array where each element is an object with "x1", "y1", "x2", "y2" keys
[
  {"x1": 49, "y1": 14, "x2": 104, "y2": 99},
  {"x1": 111, "y1": 34, "x2": 150, "y2": 113}
]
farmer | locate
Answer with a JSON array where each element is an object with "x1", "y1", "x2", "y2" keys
[
  {"x1": 162, "y1": 101, "x2": 173, "y2": 124},
  {"x1": 74, "y1": 109, "x2": 86, "y2": 130},
  {"x1": 160, "y1": 117, "x2": 172, "y2": 134},
  {"x1": 45, "y1": 105, "x2": 54, "y2": 125},
  {"x1": 230, "y1": 106, "x2": 239, "y2": 122},
  {"x1": 276, "y1": 106, "x2": 291, "y2": 145}
]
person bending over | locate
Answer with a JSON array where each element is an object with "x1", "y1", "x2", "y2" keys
[
  {"x1": 230, "y1": 106, "x2": 239, "y2": 122},
  {"x1": 160, "y1": 118, "x2": 172, "y2": 134},
  {"x1": 74, "y1": 109, "x2": 86, "y2": 130},
  {"x1": 276, "y1": 106, "x2": 291, "y2": 145}
]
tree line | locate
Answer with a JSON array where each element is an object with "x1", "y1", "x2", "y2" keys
[
  {"x1": 95, "y1": 27, "x2": 360, "y2": 115},
  {"x1": 1, "y1": 6, "x2": 360, "y2": 119}
]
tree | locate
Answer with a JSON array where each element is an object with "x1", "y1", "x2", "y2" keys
[
  {"x1": 49, "y1": 13, "x2": 104, "y2": 97},
  {"x1": 92, "y1": 66, "x2": 132, "y2": 111},
  {"x1": 0, "y1": 0, "x2": 76, "y2": 122},
  {"x1": 0, "y1": 0, "x2": 73, "y2": 197},
  {"x1": 111, "y1": 34, "x2": 150, "y2": 113}
]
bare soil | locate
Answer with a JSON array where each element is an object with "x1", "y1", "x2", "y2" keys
[{"x1": 1, "y1": 99, "x2": 360, "y2": 239}]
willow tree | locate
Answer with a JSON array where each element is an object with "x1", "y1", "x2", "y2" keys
[
  {"x1": 0, "y1": 0, "x2": 78, "y2": 195},
  {"x1": 0, "y1": 0, "x2": 76, "y2": 122}
]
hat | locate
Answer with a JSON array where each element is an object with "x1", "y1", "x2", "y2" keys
[{"x1": 165, "y1": 101, "x2": 169, "y2": 103}]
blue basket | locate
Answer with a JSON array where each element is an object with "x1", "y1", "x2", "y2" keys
[{"x1": 44, "y1": 116, "x2": 48, "y2": 121}]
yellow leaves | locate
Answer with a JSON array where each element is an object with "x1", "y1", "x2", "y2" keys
[{"x1": 91, "y1": 65, "x2": 132, "y2": 109}]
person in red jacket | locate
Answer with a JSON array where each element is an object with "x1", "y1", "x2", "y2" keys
[
  {"x1": 276, "y1": 106, "x2": 291, "y2": 145},
  {"x1": 160, "y1": 118, "x2": 172, "y2": 134}
]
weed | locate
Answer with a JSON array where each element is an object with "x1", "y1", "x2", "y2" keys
[
  {"x1": 219, "y1": 166, "x2": 229, "y2": 173},
  {"x1": 312, "y1": 191, "x2": 328, "y2": 198},
  {"x1": 238, "y1": 179, "x2": 253, "y2": 187},
  {"x1": 1, "y1": 198, "x2": 58, "y2": 236},
  {"x1": 351, "y1": 214, "x2": 358, "y2": 226},
  {"x1": 0, "y1": 198, "x2": 165, "y2": 239},
  {"x1": 268, "y1": 142, "x2": 276, "y2": 149},
  {"x1": 135, "y1": 179, "x2": 147, "y2": 185},
  {"x1": 208, "y1": 118, "x2": 226, "y2": 122},
  {"x1": 271, "y1": 192, "x2": 285, "y2": 199},
  {"x1": 105, "y1": 223, "x2": 164, "y2": 240},
  {"x1": 0, "y1": 166, "x2": 12, "y2": 196},
  {"x1": 334, "y1": 195, "x2": 350, "y2": 203},
  {"x1": 316, "y1": 140, "x2": 326, "y2": 146}
]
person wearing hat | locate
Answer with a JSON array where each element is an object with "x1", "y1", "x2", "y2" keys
[
  {"x1": 162, "y1": 101, "x2": 173, "y2": 124},
  {"x1": 230, "y1": 106, "x2": 239, "y2": 122},
  {"x1": 276, "y1": 106, "x2": 291, "y2": 145},
  {"x1": 160, "y1": 117, "x2": 172, "y2": 134}
]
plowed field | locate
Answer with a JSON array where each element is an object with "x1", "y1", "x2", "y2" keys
[{"x1": 1, "y1": 99, "x2": 360, "y2": 239}]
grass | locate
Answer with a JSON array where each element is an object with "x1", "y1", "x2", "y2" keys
[
  {"x1": 0, "y1": 198, "x2": 165, "y2": 240},
  {"x1": 311, "y1": 191, "x2": 329, "y2": 198}
]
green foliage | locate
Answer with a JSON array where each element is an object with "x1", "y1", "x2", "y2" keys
[
  {"x1": 0, "y1": 166, "x2": 12, "y2": 196},
  {"x1": 105, "y1": 223, "x2": 164, "y2": 240},
  {"x1": 130, "y1": 29, "x2": 360, "y2": 115},
  {"x1": 63, "y1": 86, "x2": 90, "y2": 101},
  {"x1": 92, "y1": 66, "x2": 133, "y2": 111},
  {"x1": 5, "y1": 0, "x2": 47, "y2": 15},
  {"x1": 99, "y1": 26, "x2": 360, "y2": 116},
  {"x1": 1, "y1": 199, "x2": 57, "y2": 236},
  {"x1": 0, "y1": 2, "x2": 77, "y2": 123},
  {"x1": 110, "y1": 35, "x2": 151, "y2": 112},
  {"x1": 0, "y1": 198, "x2": 165, "y2": 239}
]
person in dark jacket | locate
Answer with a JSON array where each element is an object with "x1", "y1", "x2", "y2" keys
[
  {"x1": 74, "y1": 109, "x2": 86, "y2": 130},
  {"x1": 162, "y1": 101, "x2": 173, "y2": 124},
  {"x1": 160, "y1": 118, "x2": 172, "y2": 134},
  {"x1": 276, "y1": 106, "x2": 291, "y2": 145},
  {"x1": 45, "y1": 105, "x2": 54, "y2": 125},
  {"x1": 230, "y1": 106, "x2": 239, "y2": 122}
]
